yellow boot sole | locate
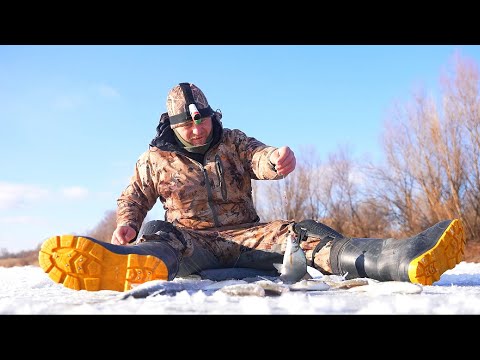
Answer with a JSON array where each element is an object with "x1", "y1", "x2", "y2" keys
[
  {"x1": 38, "y1": 235, "x2": 169, "y2": 292},
  {"x1": 408, "y1": 219, "x2": 466, "y2": 285}
]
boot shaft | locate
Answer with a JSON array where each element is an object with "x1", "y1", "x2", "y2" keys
[
  {"x1": 330, "y1": 236, "x2": 408, "y2": 281},
  {"x1": 134, "y1": 240, "x2": 180, "y2": 281},
  {"x1": 329, "y1": 219, "x2": 466, "y2": 285}
]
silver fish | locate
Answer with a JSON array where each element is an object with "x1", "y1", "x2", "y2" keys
[{"x1": 273, "y1": 233, "x2": 307, "y2": 283}]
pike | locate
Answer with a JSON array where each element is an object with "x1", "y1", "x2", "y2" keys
[{"x1": 273, "y1": 233, "x2": 307, "y2": 284}]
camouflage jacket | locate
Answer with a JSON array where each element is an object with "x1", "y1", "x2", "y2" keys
[{"x1": 116, "y1": 117, "x2": 283, "y2": 233}]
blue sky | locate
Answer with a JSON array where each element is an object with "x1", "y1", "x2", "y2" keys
[{"x1": 1, "y1": 45, "x2": 480, "y2": 253}]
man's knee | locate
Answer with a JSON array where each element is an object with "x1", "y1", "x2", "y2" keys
[
  {"x1": 138, "y1": 220, "x2": 177, "y2": 237},
  {"x1": 136, "y1": 220, "x2": 187, "y2": 255}
]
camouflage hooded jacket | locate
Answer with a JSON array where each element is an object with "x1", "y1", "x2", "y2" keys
[{"x1": 116, "y1": 116, "x2": 284, "y2": 233}]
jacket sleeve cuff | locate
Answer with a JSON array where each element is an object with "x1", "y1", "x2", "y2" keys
[{"x1": 254, "y1": 146, "x2": 283, "y2": 180}]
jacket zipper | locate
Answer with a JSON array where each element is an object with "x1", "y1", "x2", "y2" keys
[{"x1": 172, "y1": 149, "x2": 223, "y2": 227}]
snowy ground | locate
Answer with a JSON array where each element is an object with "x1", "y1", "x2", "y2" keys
[{"x1": 1, "y1": 262, "x2": 480, "y2": 315}]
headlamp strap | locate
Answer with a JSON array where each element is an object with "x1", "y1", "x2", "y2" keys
[{"x1": 169, "y1": 83, "x2": 213, "y2": 126}]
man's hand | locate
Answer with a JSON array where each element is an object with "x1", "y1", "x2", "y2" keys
[
  {"x1": 269, "y1": 146, "x2": 296, "y2": 176},
  {"x1": 111, "y1": 225, "x2": 137, "y2": 245}
]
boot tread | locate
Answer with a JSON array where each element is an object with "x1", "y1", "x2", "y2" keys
[
  {"x1": 408, "y1": 219, "x2": 466, "y2": 285},
  {"x1": 39, "y1": 235, "x2": 168, "y2": 292}
]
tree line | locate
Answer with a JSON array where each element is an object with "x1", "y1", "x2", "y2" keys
[{"x1": 253, "y1": 53, "x2": 480, "y2": 244}]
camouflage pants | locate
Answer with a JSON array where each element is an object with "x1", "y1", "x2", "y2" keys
[{"x1": 135, "y1": 220, "x2": 323, "y2": 277}]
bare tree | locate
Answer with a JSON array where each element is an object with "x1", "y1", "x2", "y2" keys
[
  {"x1": 314, "y1": 145, "x2": 392, "y2": 238},
  {"x1": 441, "y1": 53, "x2": 480, "y2": 241},
  {"x1": 254, "y1": 144, "x2": 393, "y2": 239},
  {"x1": 376, "y1": 52, "x2": 480, "y2": 242},
  {"x1": 253, "y1": 146, "x2": 322, "y2": 222},
  {"x1": 85, "y1": 210, "x2": 118, "y2": 243}
]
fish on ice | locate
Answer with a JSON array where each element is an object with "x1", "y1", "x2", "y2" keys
[{"x1": 273, "y1": 232, "x2": 307, "y2": 283}]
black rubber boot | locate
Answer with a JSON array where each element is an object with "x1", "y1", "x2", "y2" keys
[
  {"x1": 39, "y1": 234, "x2": 180, "y2": 292},
  {"x1": 293, "y1": 219, "x2": 345, "y2": 273},
  {"x1": 329, "y1": 219, "x2": 466, "y2": 285},
  {"x1": 294, "y1": 219, "x2": 344, "y2": 241}
]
